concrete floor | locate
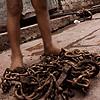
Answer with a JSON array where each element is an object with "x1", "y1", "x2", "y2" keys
[{"x1": 0, "y1": 13, "x2": 100, "y2": 100}]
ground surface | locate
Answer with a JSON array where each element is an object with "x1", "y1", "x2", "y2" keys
[{"x1": 0, "y1": 13, "x2": 100, "y2": 100}]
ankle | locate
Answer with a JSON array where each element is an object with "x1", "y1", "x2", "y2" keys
[
  {"x1": 44, "y1": 44, "x2": 61, "y2": 55},
  {"x1": 44, "y1": 43, "x2": 53, "y2": 50},
  {"x1": 11, "y1": 53, "x2": 23, "y2": 60}
]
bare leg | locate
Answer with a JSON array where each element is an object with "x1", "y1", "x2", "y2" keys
[
  {"x1": 31, "y1": 0, "x2": 61, "y2": 55},
  {"x1": 7, "y1": 0, "x2": 23, "y2": 70}
]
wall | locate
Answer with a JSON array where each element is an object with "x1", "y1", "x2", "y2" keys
[
  {"x1": 0, "y1": 0, "x2": 58, "y2": 25},
  {"x1": 61, "y1": 0, "x2": 100, "y2": 11},
  {"x1": 0, "y1": 0, "x2": 100, "y2": 25},
  {"x1": 0, "y1": 0, "x2": 7, "y2": 25},
  {"x1": 0, "y1": 0, "x2": 34, "y2": 25}
]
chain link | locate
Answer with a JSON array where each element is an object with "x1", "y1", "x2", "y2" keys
[{"x1": 1, "y1": 48, "x2": 99, "y2": 100}]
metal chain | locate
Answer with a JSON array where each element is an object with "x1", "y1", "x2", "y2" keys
[{"x1": 1, "y1": 48, "x2": 99, "y2": 100}]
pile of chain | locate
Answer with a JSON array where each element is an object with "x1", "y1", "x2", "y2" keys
[{"x1": 1, "y1": 48, "x2": 100, "y2": 100}]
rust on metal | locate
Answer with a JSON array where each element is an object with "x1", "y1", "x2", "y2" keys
[{"x1": 1, "y1": 48, "x2": 100, "y2": 100}]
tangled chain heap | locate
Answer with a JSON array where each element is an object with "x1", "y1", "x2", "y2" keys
[{"x1": 1, "y1": 49, "x2": 100, "y2": 100}]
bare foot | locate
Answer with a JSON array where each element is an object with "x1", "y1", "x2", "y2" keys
[
  {"x1": 44, "y1": 44, "x2": 61, "y2": 55},
  {"x1": 10, "y1": 55, "x2": 23, "y2": 71}
]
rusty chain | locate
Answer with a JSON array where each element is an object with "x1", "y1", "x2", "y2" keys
[{"x1": 1, "y1": 48, "x2": 100, "y2": 100}]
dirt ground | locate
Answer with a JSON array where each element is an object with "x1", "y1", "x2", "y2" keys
[{"x1": 0, "y1": 13, "x2": 100, "y2": 100}]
